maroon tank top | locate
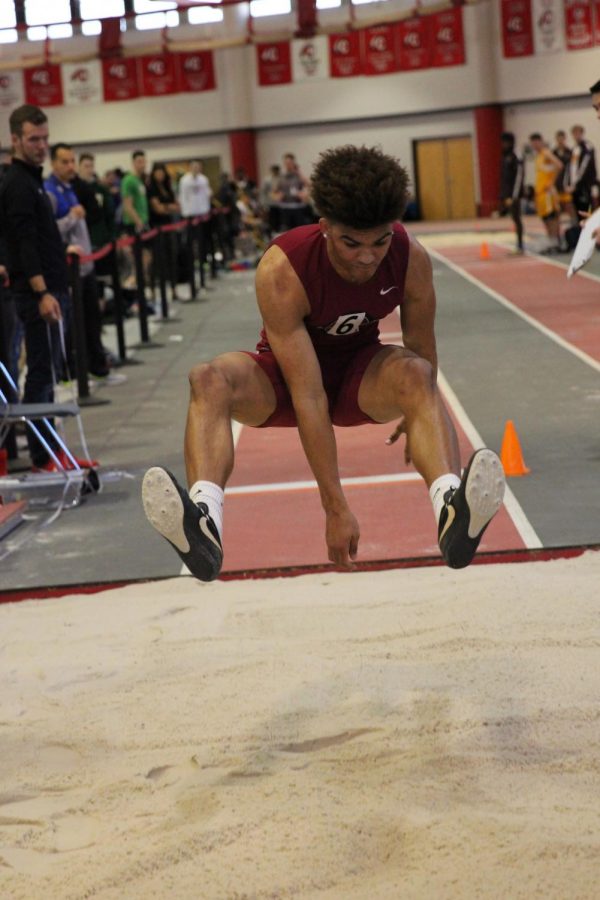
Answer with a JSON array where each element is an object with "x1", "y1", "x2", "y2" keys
[{"x1": 256, "y1": 222, "x2": 410, "y2": 358}]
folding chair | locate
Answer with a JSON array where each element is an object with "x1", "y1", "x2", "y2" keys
[{"x1": 0, "y1": 361, "x2": 100, "y2": 521}]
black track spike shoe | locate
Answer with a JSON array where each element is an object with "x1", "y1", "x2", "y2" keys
[
  {"x1": 142, "y1": 466, "x2": 223, "y2": 582},
  {"x1": 438, "y1": 449, "x2": 505, "y2": 569}
]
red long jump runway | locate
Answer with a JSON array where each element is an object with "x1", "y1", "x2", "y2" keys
[
  {"x1": 221, "y1": 313, "x2": 525, "y2": 575},
  {"x1": 430, "y1": 243, "x2": 600, "y2": 365}
]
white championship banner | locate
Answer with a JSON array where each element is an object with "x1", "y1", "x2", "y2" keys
[
  {"x1": 0, "y1": 69, "x2": 25, "y2": 111},
  {"x1": 292, "y1": 36, "x2": 329, "y2": 83},
  {"x1": 62, "y1": 60, "x2": 103, "y2": 106},
  {"x1": 533, "y1": 0, "x2": 564, "y2": 53}
]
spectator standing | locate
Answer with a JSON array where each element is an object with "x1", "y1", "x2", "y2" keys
[
  {"x1": 74, "y1": 153, "x2": 116, "y2": 258},
  {"x1": 529, "y1": 132, "x2": 564, "y2": 254},
  {"x1": 103, "y1": 168, "x2": 123, "y2": 226},
  {"x1": 567, "y1": 125, "x2": 597, "y2": 217},
  {"x1": 499, "y1": 132, "x2": 525, "y2": 254},
  {"x1": 147, "y1": 162, "x2": 181, "y2": 298},
  {"x1": 178, "y1": 160, "x2": 213, "y2": 275},
  {"x1": 273, "y1": 153, "x2": 311, "y2": 230},
  {"x1": 120, "y1": 150, "x2": 152, "y2": 303},
  {"x1": 0, "y1": 105, "x2": 91, "y2": 471},
  {"x1": 214, "y1": 173, "x2": 239, "y2": 263},
  {"x1": 45, "y1": 143, "x2": 110, "y2": 380},
  {"x1": 552, "y1": 130, "x2": 575, "y2": 222},
  {"x1": 121, "y1": 150, "x2": 149, "y2": 234},
  {"x1": 260, "y1": 163, "x2": 281, "y2": 236}
]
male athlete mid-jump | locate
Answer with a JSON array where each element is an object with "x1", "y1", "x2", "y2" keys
[{"x1": 143, "y1": 145, "x2": 505, "y2": 580}]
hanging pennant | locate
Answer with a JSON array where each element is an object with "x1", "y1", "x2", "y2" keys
[
  {"x1": 177, "y1": 52, "x2": 216, "y2": 92},
  {"x1": 329, "y1": 32, "x2": 363, "y2": 78},
  {"x1": 102, "y1": 57, "x2": 140, "y2": 102},
  {"x1": 396, "y1": 17, "x2": 433, "y2": 71},
  {"x1": 24, "y1": 65, "x2": 63, "y2": 107},
  {"x1": 256, "y1": 42, "x2": 292, "y2": 86},
  {"x1": 361, "y1": 25, "x2": 399, "y2": 76},
  {"x1": 500, "y1": 0, "x2": 535, "y2": 57},
  {"x1": 0, "y1": 70, "x2": 25, "y2": 111},
  {"x1": 564, "y1": 0, "x2": 594, "y2": 50},
  {"x1": 430, "y1": 8, "x2": 466, "y2": 67},
  {"x1": 62, "y1": 60, "x2": 103, "y2": 106},
  {"x1": 532, "y1": 0, "x2": 564, "y2": 53}
]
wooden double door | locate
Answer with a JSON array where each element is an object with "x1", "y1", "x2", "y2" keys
[{"x1": 414, "y1": 136, "x2": 476, "y2": 220}]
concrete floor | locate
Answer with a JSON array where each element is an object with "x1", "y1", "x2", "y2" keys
[{"x1": 1, "y1": 220, "x2": 599, "y2": 592}]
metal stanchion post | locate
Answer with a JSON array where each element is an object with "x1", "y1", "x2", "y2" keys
[
  {"x1": 109, "y1": 242, "x2": 127, "y2": 364},
  {"x1": 187, "y1": 219, "x2": 197, "y2": 301},
  {"x1": 133, "y1": 232, "x2": 150, "y2": 344},
  {"x1": 198, "y1": 218, "x2": 206, "y2": 290},
  {"x1": 68, "y1": 254, "x2": 109, "y2": 407},
  {"x1": 156, "y1": 229, "x2": 169, "y2": 319}
]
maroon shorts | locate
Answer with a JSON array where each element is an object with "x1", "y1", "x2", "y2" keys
[{"x1": 242, "y1": 342, "x2": 387, "y2": 428}]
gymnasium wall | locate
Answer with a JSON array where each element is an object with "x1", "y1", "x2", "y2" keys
[{"x1": 1, "y1": 1, "x2": 599, "y2": 193}]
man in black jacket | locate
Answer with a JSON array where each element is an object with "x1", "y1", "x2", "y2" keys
[
  {"x1": 0, "y1": 104, "x2": 91, "y2": 471},
  {"x1": 567, "y1": 124, "x2": 597, "y2": 216},
  {"x1": 499, "y1": 132, "x2": 524, "y2": 254}
]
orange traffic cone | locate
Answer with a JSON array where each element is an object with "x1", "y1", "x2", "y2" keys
[
  {"x1": 479, "y1": 241, "x2": 491, "y2": 261},
  {"x1": 500, "y1": 420, "x2": 530, "y2": 476}
]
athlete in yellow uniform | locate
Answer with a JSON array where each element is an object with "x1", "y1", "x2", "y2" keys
[{"x1": 529, "y1": 132, "x2": 564, "y2": 254}]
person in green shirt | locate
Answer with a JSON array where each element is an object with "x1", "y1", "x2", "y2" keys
[{"x1": 120, "y1": 150, "x2": 149, "y2": 234}]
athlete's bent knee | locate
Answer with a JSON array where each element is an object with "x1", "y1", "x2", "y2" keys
[
  {"x1": 188, "y1": 361, "x2": 231, "y2": 403},
  {"x1": 396, "y1": 355, "x2": 436, "y2": 402}
]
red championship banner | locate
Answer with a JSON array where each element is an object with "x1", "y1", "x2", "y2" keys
[
  {"x1": 102, "y1": 58, "x2": 140, "y2": 102},
  {"x1": 177, "y1": 51, "x2": 216, "y2": 92},
  {"x1": 24, "y1": 65, "x2": 63, "y2": 107},
  {"x1": 396, "y1": 16, "x2": 433, "y2": 71},
  {"x1": 328, "y1": 32, "x2": 362, "y2": 78},
  {"x1": 361, "y1": 25, "x2": 399, "y2": 76},
  {"x1": 256, "y1": 42, "x2": 292, "y2": 86},
  {"x1": 564, "y1": 0, "x2": 594, "y2": 49},
  {"x1": 500, "y1": 0, "x2": 534, "y2": 56},
  {"x1": 595, "y1": 0, "x2": 600, "y2": 42},
  {"x1": 138, "y1": 54, "x2": 178, "y2": 97},
  {"x1": 430, "y1": 8, "x2": 465, "y2": 67}
]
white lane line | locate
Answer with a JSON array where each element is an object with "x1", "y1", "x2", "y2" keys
[
  {"x1": 438, "y1": 369, "x2": 542, "y2": 549},
  {"x1": 226, "y1": 471, "x2": 421, "y2": 496},
  {"x1": 427, "y1": 245, "x2": 600, "y2": 375},
  {"x1": 502, "y1": 244, "x2": 600, "y2": 285},
  {"x1": 179, "y1": 419, "x2": 244, "y2": 576}
]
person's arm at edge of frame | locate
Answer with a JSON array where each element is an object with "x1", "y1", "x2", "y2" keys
[{"x1": 255, "y1": 245, "x2": 360, "y2": 570}]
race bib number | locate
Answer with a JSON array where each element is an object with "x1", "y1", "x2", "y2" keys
[{"x1": 325, "y1": 312, "x2": 367, "y2": 336}]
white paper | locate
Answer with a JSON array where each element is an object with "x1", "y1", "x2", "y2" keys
[{"x1": 567, "y1": 208, "x2": 600, "y2": 278}]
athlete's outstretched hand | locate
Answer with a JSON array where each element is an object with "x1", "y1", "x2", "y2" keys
[
  {"x1": 386, "y1": 416, "x2": 411, "y2": 464},
  {"x1": 325, "y1": 507, "x2": 360, "y2": 570}
]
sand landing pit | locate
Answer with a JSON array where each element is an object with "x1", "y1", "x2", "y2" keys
[{"x1": 1, "y1": 553, "x2": 599, "y2": 899}]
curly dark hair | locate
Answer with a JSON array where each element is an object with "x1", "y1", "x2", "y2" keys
[{"x1": 310, "y1": 145, "x2": 409, "y2": 228}]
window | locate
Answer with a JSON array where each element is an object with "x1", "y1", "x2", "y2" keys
[
  {"x1": 25, "y1": 0, "x2": 70, "y2": 26},
  {"x1": 80, "y1": 0, "x2": 125, "y2": 36},
  {"x1": 249, "y1": 0, "x2": 291, "y2": 18},
  {"x1": 0, "y1": 2, "x2": 16, "y2": 29},
  {"x1": 187, "y1": 0, "x2": 223, "y2": 26},
  {"x1": 316, "y1": 0, "x2": 341, "y2": 8},
  {"x1": 134, "y1": 0, "x2": 179, "y2": 30}
]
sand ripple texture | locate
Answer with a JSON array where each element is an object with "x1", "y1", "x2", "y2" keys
[{"x1": 1, "y1": 552, "x2": 599, "y2": 899}]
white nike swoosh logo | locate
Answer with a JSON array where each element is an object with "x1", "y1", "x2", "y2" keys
[
  {"x1": 200, "y1": 516, "x2": 222, "y2": 550},
  {"x1": 439, "y1": 504, "x2": 456, "y2": 542},
  {"x1": 380, "y1": 286, "x2": 398, "y2": 295}
]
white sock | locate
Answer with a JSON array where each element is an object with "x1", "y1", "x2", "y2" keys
[
  {"x1": 189, "y1": 480, "x2": 224, "y2": 539},
  {"x1": 429, "y1": 473, "x2": 461, "y2": 525}
]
